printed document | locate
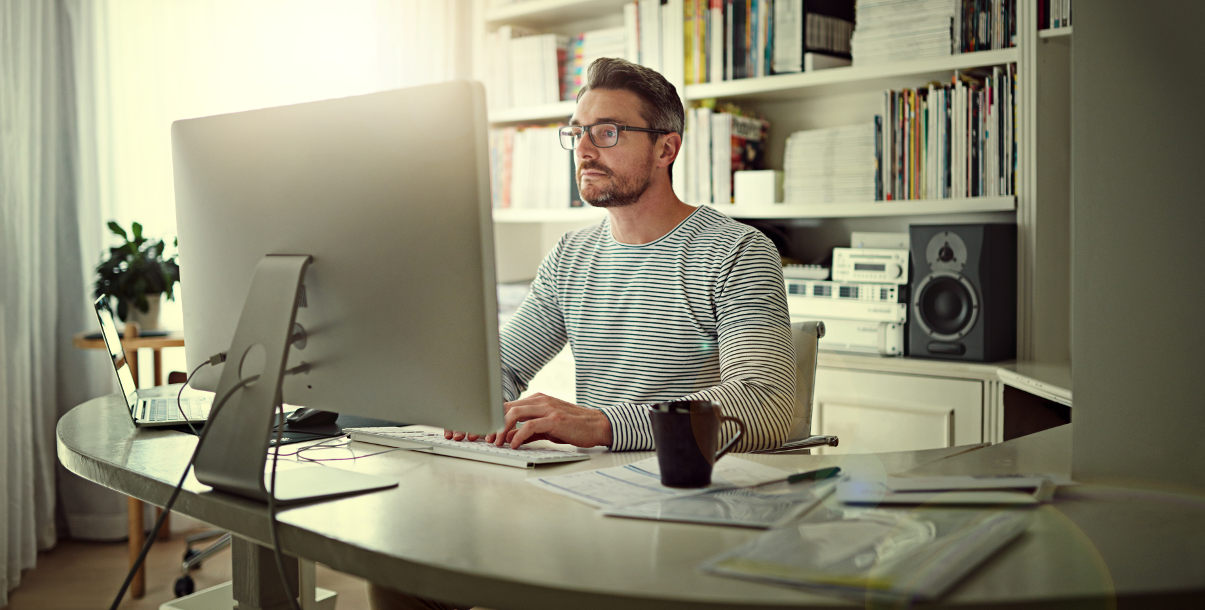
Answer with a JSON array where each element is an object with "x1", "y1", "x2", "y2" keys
[{"x1": 529, "y1": 456, "x2": 788, "y2": 508}]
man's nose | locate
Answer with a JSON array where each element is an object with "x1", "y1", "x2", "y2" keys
[{"x1": 575, "y1": 133, "x2": 599, "y2": 160}]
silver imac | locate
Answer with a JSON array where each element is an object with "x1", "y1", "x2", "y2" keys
[{"x1": 172, "y1": 82, "x2": 504, "y2": 501}]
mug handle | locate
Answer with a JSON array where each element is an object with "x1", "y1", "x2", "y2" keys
[{"x1": 714, "y1": 415, "x2": 746, "y2": 460}]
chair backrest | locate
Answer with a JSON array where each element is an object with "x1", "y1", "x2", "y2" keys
[{"x1": 788, "y1": 320, "x2": 825, "y2": 441}]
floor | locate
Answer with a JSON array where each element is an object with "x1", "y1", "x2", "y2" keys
[{"x1": 4, "y1": 528, "x2": 371, "y2": 609}]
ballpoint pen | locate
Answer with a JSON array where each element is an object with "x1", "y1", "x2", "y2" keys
[{"x1": 746, "y1": 466, "x2": 842, "y2": 489}]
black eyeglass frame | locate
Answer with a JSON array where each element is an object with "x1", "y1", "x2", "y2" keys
[{"x1": 558, "y1": 122, "x2": 673, "y2": 150}]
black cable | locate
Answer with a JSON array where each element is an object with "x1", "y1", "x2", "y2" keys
[
  {"x1": 174, "y1": 359, "x2": 210, "y2": 436},
  {"x1": 108, "y1": 370, "x2": 256, "y2": 610},
  {"x1": 266, "y1": 399, "x2": 303, "y2": 610}
]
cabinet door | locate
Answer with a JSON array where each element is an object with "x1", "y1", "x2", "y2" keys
[{"x1": 813, "y1": 368, "x2": 983, "y2": 454}]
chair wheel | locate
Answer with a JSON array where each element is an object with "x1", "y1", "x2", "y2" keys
[
  {"x1": 174, "y1": 574, "x2": 195, "y2": 597},
  {"x1": 183, "y1": 548, "x2": 202, "y2": 569}
]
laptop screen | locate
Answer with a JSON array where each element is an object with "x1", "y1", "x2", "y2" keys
[{"x1": 94, "y1": 298, "x2": 139, "y2": 410}]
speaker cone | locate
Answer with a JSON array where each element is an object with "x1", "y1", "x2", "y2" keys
[{"x1": 913, "y1": 271, "x2": 979, "y2": 340}]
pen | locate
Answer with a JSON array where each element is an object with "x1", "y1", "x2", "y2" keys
[
  {"x1": 785, "y1": 466, "x2": 841, "y2": 484},
  {"x1": 747, "y1": 466, "x2": 842, "y2": 490}
]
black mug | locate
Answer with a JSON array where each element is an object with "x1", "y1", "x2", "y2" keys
[{"x1": 647, "y1": 400, "x2": 746, "y2": 488}]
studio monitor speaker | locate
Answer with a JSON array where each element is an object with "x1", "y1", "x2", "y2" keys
[{"x1": 908, "y1": 223, "x2": 1016, "y2": 361}]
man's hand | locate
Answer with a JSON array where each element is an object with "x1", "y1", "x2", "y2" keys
[{"x1": 494, "y1": 393, "x2": 613, "y2": 449}]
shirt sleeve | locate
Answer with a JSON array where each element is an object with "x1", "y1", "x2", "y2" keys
[
  {"x1": 600, "y1": 232, "x2": 795, "y2": 452},
  {"x1": 498, "y1": 240, "x2": 570, "y2": 402}
]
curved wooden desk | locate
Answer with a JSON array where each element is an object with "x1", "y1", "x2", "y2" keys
[{"x1": 57, "y1": 396, "x2": 1205, "y2": 609}]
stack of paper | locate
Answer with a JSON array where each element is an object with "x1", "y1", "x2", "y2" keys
[
  {"x1": 851, "y1": 0, "x2": 956, "y2": 66},
  {"x1": 783, "y1": 124, "x2": 877, "y2": 204}
]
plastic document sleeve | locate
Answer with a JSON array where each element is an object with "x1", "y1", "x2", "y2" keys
[{"x1": 702, "y1": 503, "x2": 1032, "y2": 601}]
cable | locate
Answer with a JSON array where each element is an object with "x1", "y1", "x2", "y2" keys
[
  {"x1": 174, "y1": 351, "x2": 227, "y2": 436},
  {"x1": 107, "y1": 369, "x2": 254, "y2": 610},
  {"x1": 266, "y1": 399, "x2": 303, "y2": 610}
]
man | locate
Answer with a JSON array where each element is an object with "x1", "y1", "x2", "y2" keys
[
  {"x1": 452, "y1": 57, "x2": 795, "y2": 452},
  {"x1": 375, "y1": 56, "x2": 797, "y2": 610}
]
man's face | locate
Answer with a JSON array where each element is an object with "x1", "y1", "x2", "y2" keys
[{"x1": 570, "y1": 88, "x2": 659, "y2": 208}]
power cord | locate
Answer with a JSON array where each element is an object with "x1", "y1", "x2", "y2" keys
[
  {"x1": 108, "y1": 364, "x2": 256, "y2": 610},
  {"x1": 267, "y1": 399, "x2": 302, "y2": 610},
  {"x1": 174, "y1": 352, "x2": 226, "y2": 436}
]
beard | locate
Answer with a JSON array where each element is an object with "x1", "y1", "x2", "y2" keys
[{"x1": 577, "y1": 160, "x2": 653, "y2": 208}]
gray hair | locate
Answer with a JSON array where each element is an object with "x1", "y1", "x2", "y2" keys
[{"x1": 578, "y1": 57, "x2": 684, "y2": 137}]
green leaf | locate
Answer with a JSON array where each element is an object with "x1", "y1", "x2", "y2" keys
[{"x1": 107, "y1": 221, "x2": 128, "y2": 241}]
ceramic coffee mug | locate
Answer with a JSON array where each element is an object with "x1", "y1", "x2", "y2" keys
[{"x1": 647, "y1": 400, "x2": 746, "y2": 488}]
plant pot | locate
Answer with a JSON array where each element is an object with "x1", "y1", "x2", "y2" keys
[{"x1": 126, "y1": 294, "x2": 162, "y2": 332}]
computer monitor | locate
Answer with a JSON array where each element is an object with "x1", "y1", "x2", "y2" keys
[{"x1": 171, "y1": 82, "x2": 504, "y2": 501}]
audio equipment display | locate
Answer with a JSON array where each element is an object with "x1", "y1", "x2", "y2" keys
[
  {"x1": 908, "y1": 223, "x2": 1016, "y2": 362},
  {"x1": 832, "y1": 248, "x2": 910, "y2": 284}
]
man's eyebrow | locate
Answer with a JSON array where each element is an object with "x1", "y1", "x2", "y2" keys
[{"x1": 568, "y1": 117, "x2": 627, "y2": 126}]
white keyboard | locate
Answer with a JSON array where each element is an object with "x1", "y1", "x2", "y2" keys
[{"x1": 346, "y1": 427, "x2": 591, "y2": 469}]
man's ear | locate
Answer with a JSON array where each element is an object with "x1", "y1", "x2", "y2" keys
[{"x1": 657, "y1": 132, "x2": 682, "y2": 169}]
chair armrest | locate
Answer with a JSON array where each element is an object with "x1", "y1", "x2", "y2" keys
[{"x1": 753, "y1": 434, "x2": 840, "y2": 454}]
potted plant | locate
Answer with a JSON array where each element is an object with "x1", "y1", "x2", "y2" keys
[{"x1": 94, "y1": 221, "x2": 180, "y2": 329}]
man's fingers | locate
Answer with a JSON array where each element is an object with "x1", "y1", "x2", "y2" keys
[{"x1": 509, "y1": 417, "x2": 554, "y2": 448}]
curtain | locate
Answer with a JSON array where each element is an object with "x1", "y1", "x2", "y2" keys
[
  {"x1": 3, "y1": 0, "x2": 468, "y2": 602},
  {"x1": 1, "y1": 0, "x2": 101, "y2": 604}
]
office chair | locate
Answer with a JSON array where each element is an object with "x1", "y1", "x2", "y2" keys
[{"x1": 757, "y1": 320, "x2": 839, "y2": 454}]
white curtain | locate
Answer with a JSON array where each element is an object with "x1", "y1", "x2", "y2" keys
[
  {"x1": 3, "y1": 0, "x2": 468, "y2": 602},
  {"x1": 1, "y1": 1, "x2": 99, "y2": 604}
]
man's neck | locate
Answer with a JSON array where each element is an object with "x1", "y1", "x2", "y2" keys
[{"x1": 604, "y1": 184, "x2": 695, "y2": 245}]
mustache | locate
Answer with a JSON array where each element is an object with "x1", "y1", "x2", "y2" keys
[{"x1": 577, "y1": 161, "x2": 611, "y2": 177}]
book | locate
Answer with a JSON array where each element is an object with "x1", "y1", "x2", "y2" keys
[
  {"x1": 704, "y1": 501, "x2": 1032, "y2": 601},
  {"x1": 771, "y1": 0, "x2": 854, "y2": 74}
]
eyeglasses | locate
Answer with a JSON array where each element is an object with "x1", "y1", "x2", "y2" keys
[{"x1": 558, "y1": 122, "x2": 672, "y2": 150}]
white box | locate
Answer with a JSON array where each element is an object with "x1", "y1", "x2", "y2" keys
[{"x1": 734, "y1": 170, "x2": 782, "y2": 206}]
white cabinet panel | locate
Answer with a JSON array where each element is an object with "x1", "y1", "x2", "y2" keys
[{"x1": 813, "y1": 367, "x2": 983, "y2": 454}]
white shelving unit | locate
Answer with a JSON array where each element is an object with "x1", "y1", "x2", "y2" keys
[{"x1": 477, "y1": 0, "x2": 1071, "y2": 449}]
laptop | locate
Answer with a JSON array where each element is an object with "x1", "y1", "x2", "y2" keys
[{"x1": 93, "y1": 297, "x2": 212, "y2": 427}]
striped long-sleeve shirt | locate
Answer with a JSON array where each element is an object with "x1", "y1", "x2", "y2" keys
[{"x1": 499, "y1": 205, "x2": 795, "y2": 451}]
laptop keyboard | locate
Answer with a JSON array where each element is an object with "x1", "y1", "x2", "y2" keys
[{"x1": 140, "y1": 397, "x2": 209, "y2": 422}]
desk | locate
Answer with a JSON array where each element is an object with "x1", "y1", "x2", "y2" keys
[
  {"x1": 71, "y1": 329, "x2": 185, "y2": 599},
  {"x1": 58, "y1": 396, "x2": 1205, "y2": 609}
]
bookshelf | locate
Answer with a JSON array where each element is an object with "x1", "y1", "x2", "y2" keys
[
  {"x1": 476, "y1": 0, "x2": 1071, "y2": 450},
  {"x1": 686, "y1": 48, "x2": 1019, "y2": 101}
]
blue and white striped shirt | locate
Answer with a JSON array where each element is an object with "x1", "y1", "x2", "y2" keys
[{"x1": 499, "y1": 205, "x2": 795, "y2": 451}]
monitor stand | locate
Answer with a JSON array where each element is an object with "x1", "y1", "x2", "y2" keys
[{"x1": 192, "y1": 255, "x2": 397, "y2": 504}]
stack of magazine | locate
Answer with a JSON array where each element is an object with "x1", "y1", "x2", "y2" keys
[
  {"x1": 782, "y1": 124, "x2": 878, "y2": 204},
  {"x1": 703, "y1": 499, "x2": 1031, "y2": 601}
]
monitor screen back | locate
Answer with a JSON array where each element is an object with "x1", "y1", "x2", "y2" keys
[{"x1": 171, "y1": 82, "x2": 504, "y2": 434}]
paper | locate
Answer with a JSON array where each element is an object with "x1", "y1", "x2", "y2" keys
[
  {"x1": 704, "y1": 501, "x2": 1032, "y2": 601},
  {"x1": 603, "y1": 478, "x2": 838, "y2": 528},
  {"x1": 529, "y1": 456, "x2": 789, "y2": 508}
]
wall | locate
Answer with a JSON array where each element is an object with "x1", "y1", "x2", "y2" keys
[{"x1": 1071, "y1": 1, "x2": 1205, "y2": 490}]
